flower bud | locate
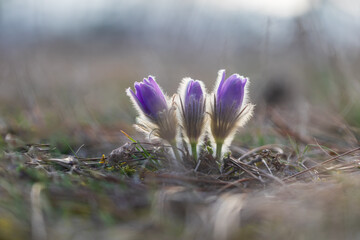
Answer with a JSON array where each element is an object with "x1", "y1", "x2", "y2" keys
[{"x1": 210, "y1": 69, "x2": 254, "y2": 159}]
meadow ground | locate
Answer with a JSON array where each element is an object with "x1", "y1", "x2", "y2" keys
[
  {"x1": 1, "y1": 99, "x2": 360, "y2": 240},
  {"x1": 1, "y1": 3, "x2": 360, "y2": 238}
]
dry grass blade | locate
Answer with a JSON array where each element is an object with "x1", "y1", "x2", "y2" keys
[
  {"x1": 229, "y1": 157, "x2": 285, "y2": 185},
  {"x1": 228, "y1": 159, "x2": 264, "y2": 183},
  {"x1": 283, "y1": 147, "x2": 360, "y2": 182}
]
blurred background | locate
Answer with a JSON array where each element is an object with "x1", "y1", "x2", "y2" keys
[{"x1": 0, "y1": 0, "x2": 360, "y2": 153}]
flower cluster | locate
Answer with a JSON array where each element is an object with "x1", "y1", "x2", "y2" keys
[{"x1": 126, "y1": 69, "x2": 254, "y2": 167}]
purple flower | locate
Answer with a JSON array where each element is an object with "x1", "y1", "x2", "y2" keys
[
  {"x1": 210, "y1": 69, "x2": 254, "y2": 159},
  {"x1": 127, "y1": 76, "x2": 182, "y2": 165},
  {"x1": 179, "y1": 78, "x2": 206, "y2": 142},
  {"x1": 178, "y1": 78, "x2": 207, "y2": 161},
  {"x1": 127, "y1": 76, "x2": 168, "y2": 119},
  {"x1": 127, "y1": 76, "x2": 179, "y2": 152}
]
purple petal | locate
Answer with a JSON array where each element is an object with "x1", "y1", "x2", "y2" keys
[
  {"x1": 222, "y1": 80, "x2": 244, "y2": 108},
  {"x1": 185, "y1": 80, "x2": 203, "y2": 107},
  {"x1": 128, "y1": 88, "x2": 143, "y2": 111},
  {"x1": 128, "y1": 77, "x2": 169, "y2": 118},
  {"x1": 137, "y1": 83, "x2": 168, "y2": 118},
  {"x1": 147, "y1": 76, "x2": 167, "y2": 104},
  {"x1": 134, "y1": 82, "x2": 151, "y2": 115},
  {"x1": 190, "y1": 81, "x2": 203, "y2": 100},
  {"x1": 216, "y1": 72, "x2": 247, "y2": 113},
  {"x1": 134, "y1": 82, "x2": 146, "y2": 106},
  {"x1": 143, "y1": 78, "x2": 151, "y2": 85}
]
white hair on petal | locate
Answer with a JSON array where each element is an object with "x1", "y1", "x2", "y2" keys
[
  {"x1": 221, "y1": 103, "x2": 255, "y2": 154},
  {"x1": 126, "y1": 87, "x2": 146, "y2": 118},
  {"x1": 242, "y1": 76, "x2": 251, "y2": 106},
  {"x1": 213, "y1": 69, "x2": 226, "y2": 96}
]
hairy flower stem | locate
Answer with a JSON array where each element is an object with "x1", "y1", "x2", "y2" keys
[
  {"x1": 191, "y1": 142, "x2": 198, "y2": 162},
  {"x1": 216, "y1": 141, "x2": 223, "y2": 160}
]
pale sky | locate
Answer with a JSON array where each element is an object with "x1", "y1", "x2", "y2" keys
[{"x1": 208, "y1": 0, "x2": 314, "y2": 17}]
